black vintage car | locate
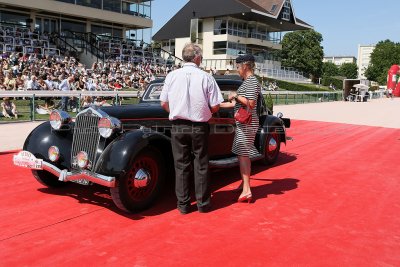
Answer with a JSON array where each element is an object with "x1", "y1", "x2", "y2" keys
[{"x1": 13, "y1": 76, "x2": 290, "y2": 213}]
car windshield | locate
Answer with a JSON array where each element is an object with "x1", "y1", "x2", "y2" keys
[{"x1": 142, "y1": 83, "x2": 164, "y2": 102}]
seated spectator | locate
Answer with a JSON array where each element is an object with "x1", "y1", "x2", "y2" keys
[
  {"x1": 98, "y1": 78, "x2": 109, "y2": 91},
  {"x1": 15, "y1": 74, "x2": 25, "y2": 91},
  {"x1": 123, "y1": 75, "x2": 132, "y2": 88},
  {"x1": 108, "y1": 78, "x2": 117, "y2": 90},
  {"x1": 37, "y1": 76, "x2": 49, "y2": 90},
  {"x1": 86, "y1": 78, "x2": 98, "y2": 91},
  {"x1": 94, "y1": 96, "x2": 108, "y2": 106},
  {"x1": 114, "y1": 78, "x2": 123, "y2": 90},
  {"x1": 3, "y1": 71, "x2": 16, "y2": 90},
  {"x1": 1, "y1": 97, "x2": 18, "y2": 119},
  {"x1": 81, "y1": 95, "x2": 94, "y2": 108},
  {"x1": 44, "y1": 75, "x2": 55, "y2": 90},
  {"x1": 37, "y1": 97, "x2": 55, "y2": 114},
  {"x1": 27, "y1": 75, "x2": 40, "y2": 90},
  {"x1": 75, "y1": 75, "x2": 86, "y2": 90}
]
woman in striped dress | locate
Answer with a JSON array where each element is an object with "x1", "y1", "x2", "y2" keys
[{"x1": 221, "y1": 54, "x2": 261, "y2": 203}]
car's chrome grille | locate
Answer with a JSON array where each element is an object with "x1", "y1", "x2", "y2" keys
[{"x1": 71, "y1": 110, "x2": 101, "y2": 170}]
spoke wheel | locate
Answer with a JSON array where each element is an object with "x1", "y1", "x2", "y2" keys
[{"x1": 110, "y1": 147, "x2": 165, "y2": 213}]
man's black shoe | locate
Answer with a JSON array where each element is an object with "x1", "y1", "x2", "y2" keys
[
  {"x1": 177, "y1": 206, "x2": 190, "y2": 215},
  {"x1": 198, "y1": 205, "x2": 212, "y2": 213}
]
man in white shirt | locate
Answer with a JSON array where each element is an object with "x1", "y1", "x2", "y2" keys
[
  {"x1": 26, "y1": 75, "x2": 39, "y2": 90},
  {"x1": 44, "y1": 75, "x2": 54, "y2": 90},
  {"x1": 160, "y1": 43, "x2": 224, "y2": 214},
  {"x1": 59, "y1": 75, "x2": 74, "y2": 111}
]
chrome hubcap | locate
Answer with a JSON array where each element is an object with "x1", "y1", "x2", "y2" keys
[
  {"x1": 134, "y1": 168, "x2": 151, "y2": 188},
  {"x1": 268, "y1": 137, "x2": 277, "y2": 152}
]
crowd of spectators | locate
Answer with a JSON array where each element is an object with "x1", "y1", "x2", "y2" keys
[
  {"x1": 0, "y1": 52, "x2": 178, "y2": 92},
  {"x1": 0, "y1": 51, "x2": 180, "y2": 113}
]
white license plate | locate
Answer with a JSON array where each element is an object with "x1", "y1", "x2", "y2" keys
[{"x1": 13, "y1": 151, "x2": 43, "y2": 170}]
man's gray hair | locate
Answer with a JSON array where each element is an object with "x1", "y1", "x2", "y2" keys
[{"x1": 182, "y1": 43, "x2": 202, "y2": 62}]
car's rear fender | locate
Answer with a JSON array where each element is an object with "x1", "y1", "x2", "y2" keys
[
  {"x1": 94, "y1": 129, "x2": 172, "y2": 177},
  {"x1": 258, "y1": 115, "x2": 287, "y2": 152}
]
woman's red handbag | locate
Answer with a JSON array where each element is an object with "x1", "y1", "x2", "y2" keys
[{"x1": 234, "y1": 99, "x2": 252, "y2": 124}]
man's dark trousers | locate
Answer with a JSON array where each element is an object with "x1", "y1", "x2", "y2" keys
[{"x1": 171, "y1": 120, "x2": 210, "y2": 212}]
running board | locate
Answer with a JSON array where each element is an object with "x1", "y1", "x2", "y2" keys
[{"x1": 209, "y1": 154, "x2": 264, "y2": 168}]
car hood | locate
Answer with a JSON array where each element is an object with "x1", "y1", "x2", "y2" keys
[{"x1": 99, "y1": 103, "x2": 169, "y2": 121}]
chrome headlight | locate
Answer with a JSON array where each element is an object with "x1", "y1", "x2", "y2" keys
[
  {"x1": 98, "y1": 117, "x2": 121, "y2": 138},
  {"x1": 48, "y1": 146, "x2": 60, "y2": 162},
  {"x1": 76, "y1": 151, "x2": 89, "y2": 169},
  {"x1": 49, "y1": 110, "x2": 71, "y2": 130}
]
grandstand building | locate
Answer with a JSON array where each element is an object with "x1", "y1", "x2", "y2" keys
[
  {"x1": 0, "y1": 0, "x2": 152, "y2": 38},
  {"x1": 0, "y1": 0, "x2": 154, "y2": 66},
  {"x1": 153, "y1": 0, "x2": 312, "y2": 79}
]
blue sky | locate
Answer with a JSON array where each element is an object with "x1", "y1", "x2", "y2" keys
[{"x1": 151, "y1": 0, "x2": 400, "y2": 58}]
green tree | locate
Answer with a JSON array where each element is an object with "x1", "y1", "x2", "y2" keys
[
  {"x1": 364, "y1": 40, "x2": 400, "y2": 84},
  {"x1": 322, "y1": 62, "x2": 339, "y2": 77},
  {"x1": 151, "y1": 41, "x2": 162, "y2": 49},
  {"x1": 280, "y1": 29, "x2": 324, "y2": 81},
  {"x1": 339, "y1": 63, "x2": 358, "y2": 79}
]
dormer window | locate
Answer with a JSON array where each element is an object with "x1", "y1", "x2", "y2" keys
[
  {"x1": 281, "y1": 0, "x2": 291, "y2": 21},
  {"x1": 271, "y1": 4, "x2": 277, "y2": 13}
]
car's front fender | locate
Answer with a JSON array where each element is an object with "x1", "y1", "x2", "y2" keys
[
  {"x1": 94, "y1": 129, "x2": 171, "y2": 177},
  {"x1": 23, "y1": 121, "x2": 74, "y2": 170}
]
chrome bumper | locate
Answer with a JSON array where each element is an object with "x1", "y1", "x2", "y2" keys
[
  {"x1": 13, "y1": 151, "x2": 116, "y2": 187},
  {"x1": 42, "y1": 161, "x2": 116, "y2": 187}
]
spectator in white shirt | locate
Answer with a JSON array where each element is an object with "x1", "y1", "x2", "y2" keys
[
  {"x1": 44, "y1": 75, "x2": 54, "y2": 90},
  {"x1": 59, "y1": 75, "x2": 74, "y2": 111},
  {"x1": 26, "y1": 75, "x2": 39, "y2": 90}
]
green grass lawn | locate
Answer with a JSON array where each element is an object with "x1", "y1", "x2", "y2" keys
[
  {"x1": 0, "y1": 97, "x2": 140, "y2": 123},
  {"x1": 265, "y1": 92, "x2": 342, "y2": 106}
]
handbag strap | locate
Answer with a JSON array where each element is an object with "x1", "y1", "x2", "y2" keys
[{"x1": 242, "y1": 97, "x2": 251, "y2": 112}]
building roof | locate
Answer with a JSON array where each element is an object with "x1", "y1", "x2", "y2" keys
[{"x1": 153, "y1": 0, "x2": 312, "y2": 41}]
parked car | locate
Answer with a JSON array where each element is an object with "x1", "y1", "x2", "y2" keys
[{"x1": 13, "y1": 76, "x2": 290, "y2": 213}]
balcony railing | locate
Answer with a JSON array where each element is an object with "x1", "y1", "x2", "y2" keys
[{"x1": 55, "y1": 0, "x2": 151, "y2": 19}]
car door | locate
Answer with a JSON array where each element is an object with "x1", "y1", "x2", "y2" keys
[{"x1": 208, "y1": 81, "x2": 240, "y2": 159}]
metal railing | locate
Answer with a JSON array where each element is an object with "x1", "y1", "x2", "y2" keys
[
  {"x1": 260, "y1": 68, "x2": 309, "y2": 83},
  {"x1": 0, "y1": 90, "x2": 347, "y2": 122},
  {"x1": 0, "y1": 90, "x2": 141, "y2": 122},
  {"x1": 265, "y1": 91, "x2": 343, "y2": 105}
]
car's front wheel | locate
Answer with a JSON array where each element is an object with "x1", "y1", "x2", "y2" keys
[
  {"x1": 262, "y1": 127, "x2": 281, "y2": 165},
  {"x1": 110, "y1": 147, "x2": 166, "y2": 213}
]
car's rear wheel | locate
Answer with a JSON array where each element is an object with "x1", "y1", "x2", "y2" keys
[
  {"x1": 110, "y1": 147, "x2": 166, "y2": 213},
  {"x1": 262, "y1": 127, "x2": 281, "y2": 165},
  {"x1": 32, "y1": 170, "x2": 66, "y2": 187}
]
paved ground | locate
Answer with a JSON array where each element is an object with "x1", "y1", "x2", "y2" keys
[
  {"x1": 0, "y1": 97, "x2": 399, "y2": 152},
  {"x1": 275, "y1": 97, "x2": 400, "y2": 129},
  {"x1": 0, "y1": 121, "x2": 42, "y2": 152}
]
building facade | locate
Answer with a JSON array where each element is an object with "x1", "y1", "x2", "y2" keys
[
  {"x1": 0, "y1": 0, "x2": 152, "y2": 40},
  {"x1": 153, "y1": 0, "x2": 312, "y2": 72},
  {"x1": 323, "y1": 56, "x2": 357, "y2": 66},
  {"x1": 357, "y1": 44, "x2": 375, "y2": 79}
]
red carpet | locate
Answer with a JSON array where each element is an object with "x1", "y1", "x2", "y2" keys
[{"x1": 1, "y1": 120, "x2": 399, "y2": 266}]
